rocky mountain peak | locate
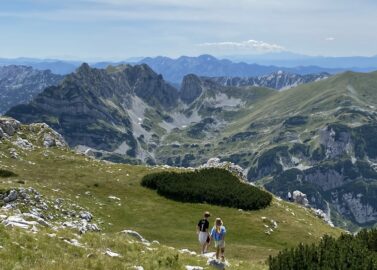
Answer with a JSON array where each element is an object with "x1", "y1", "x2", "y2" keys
[
  {"x1": 123, "y1": 64, "x2": 179, "y2": 109},
  {"x1": 75, "y1": 62, "x2": 91, "y2": 74},
  {"x1": 180, "y1": 74, "x2": 203, "y2": 104}
]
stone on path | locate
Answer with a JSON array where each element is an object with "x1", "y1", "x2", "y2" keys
[{"x1": 104, "y1": 248, "x2": 122, "y2": 258}]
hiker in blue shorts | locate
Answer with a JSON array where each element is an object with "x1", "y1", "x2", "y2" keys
[{"x1": 210, "y1": 217, "x2": 226, "y2": 261}]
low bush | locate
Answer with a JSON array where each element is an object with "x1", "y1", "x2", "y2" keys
[
  {"x1": 141, "y1": 168, "x2": 272, "y2": 210},
  {"x1": 268, "y1": 229, "x2": 377, "y2": 270},
  {"x1": 0, "y1": 169, "x2": 17, "y2": 178}
]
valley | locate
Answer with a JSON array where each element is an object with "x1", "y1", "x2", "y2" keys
[{"x1": 5, "y1": 64, "x2": 377, "y2": 231}]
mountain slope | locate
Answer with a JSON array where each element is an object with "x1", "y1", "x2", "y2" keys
[
  {"x1": 0, "y1": 65, "x2": 63, "y2": 114},
  {"x1": 6, "y1": 63, "x2": 179, "y2": 161},
  {"x1": 155, "y1": 71, "x2": 377, "y2": 229},
  {"x1": 206, "y1": 71, "x2": 330, "y2": 90},
  {"x1": 0, "y1": 118, "x2": 341, "y2": 269}
]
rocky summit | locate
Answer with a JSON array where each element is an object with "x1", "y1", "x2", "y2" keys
[{"x1": 5, "y1": 64, "x2": 377, "y2": 231}]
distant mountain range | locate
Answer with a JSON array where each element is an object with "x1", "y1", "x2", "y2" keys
[
  {"x1": 0, "y1": 65, "x2": 63, "y2": 114},
  {"x1": 4, "y1": 54, "x2": 376, "y2": 83},
  {"x1": 6, "y1": 63, "x2": 377, "y2": 230},
  {"x1": 0, "y1": 58, "x2": 80, "y2": 75},
  {"x1": 136, "y1": 55, "x2": 341, "y2": 83},
  {"x1": 226, "y1": 52, "x2": 377, "y2": 70}
]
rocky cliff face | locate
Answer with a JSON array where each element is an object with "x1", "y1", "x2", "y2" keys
[
  {"x1": 261, "y1": 123, "x2": 377, "y2": 228},
  {"x1": 180, "y1": 74, "x2": 203, "y2": 104},
  {"x1": 0, "y1": 65, "x2": 63, "y2": 114}
]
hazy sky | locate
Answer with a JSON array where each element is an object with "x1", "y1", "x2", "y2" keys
[{"x1": 0, "y1": 0, "x2": 376, "y2": 60}]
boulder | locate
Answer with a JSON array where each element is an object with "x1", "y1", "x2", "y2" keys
[
  {"x1": 104, "y1": 248, "x2": 122, "y2": 258},
  {"x1": 3, "y1": 190, "x2": 18, "y2": 203},
  {"x1": 9, "y1": 148, "x2": 19, "y2": 159},
  {"x1": 2, "y1": 215, "x2": 39, "y2": 230},
  {"x1": 186, "y1": 266, "x2": 204, "y2": 270},
  {"x1": 84, "y1": 148, "x2": 96, "y2": 158},
  {"x1": 63, "y1": 238, "x2": 84, "y2": 248},
  {"x1": 121, "y1": 229, "x2": 149, "y2": 243},
  {"x1": 13, "y1": 138, "x2": 34, "y2": 150},
  {"x1": 0, "y1": 118, "x2": 20, "y2": 136},
  {"x1": 43, "y1": 131, "x2": 67, "y2": 148},
  {"x1": 207, "y1": 259, "x2": 227, "y2": 270},
  {"x1": 292, "y1": 190, "x2": 309, "y2": 206},
  {"x1": 79, "y1": 211, "x2": 93, "y2": 221}
]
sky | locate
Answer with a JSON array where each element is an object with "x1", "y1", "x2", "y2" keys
[{"x1": 0, "y1": 0, "x2": 376, "y2": 60}]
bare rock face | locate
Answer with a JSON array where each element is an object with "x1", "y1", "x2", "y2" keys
[
  {"x1": 180, "y1": 74, "x2": 203, "y2": 104},
  {"x1": 303, "y1": 169, "x2": 345, "y2": 191},
  {"x1": 0, "y1": 118, "x2": 21, "y2": 136},
  {"x1": 332, "y1": 191, "x2": 377, "y2": 224},
  {"x1": 320, "y1": 126, "x2": 352, "y2": 159}
]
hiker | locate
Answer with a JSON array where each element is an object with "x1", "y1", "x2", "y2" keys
[
  {"x1": 197, "y1": 211, "x2": 211, "y2": 254},
  {"x1": 288, "y1": 191, "x2": 292, "y2": 202},
  {"x1": 210, "y1": 217, "x2": 226, "y2": 261}
]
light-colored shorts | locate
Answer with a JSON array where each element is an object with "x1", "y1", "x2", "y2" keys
[
  {"x1": 214, "y1": 240, "x2": 225, "y2": 248},
  {"x1": 198, "y1": 232, "x2": 208, "y2": 245}
]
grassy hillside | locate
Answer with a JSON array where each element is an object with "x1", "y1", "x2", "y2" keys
[{"x1": 0, "y1": 122, "x2": 341, "y2": 269}]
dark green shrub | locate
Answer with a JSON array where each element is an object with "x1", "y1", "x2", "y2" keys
[
  {"x1": 268, "y1": 229, "x2": 377, "y2": 270},
  {"x1": 283, "y1": 115, "x2": 309, "y2": 126},
  {"x1": 0, "y1": 169, "x2": 17, "y2": 178},
  {"x1": 141, "y1": 168, "x2": 272, "y2": 210}
]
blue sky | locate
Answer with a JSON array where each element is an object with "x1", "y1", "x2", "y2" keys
[{"x1": 0, "y1": 0, "x2": 376, "y2": 60}]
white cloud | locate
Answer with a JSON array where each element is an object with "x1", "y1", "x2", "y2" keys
[
  {"x1": 198, "y1": 39, "x2": 285, "y2": 52},
  {"x1": 325, "y1": 37, "x2": 336, "y2": 41}
]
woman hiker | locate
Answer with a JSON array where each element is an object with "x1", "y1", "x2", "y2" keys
[
  {"x1": 210, "y1": 217, "x2": 227, "y2": 261},
  {"x1": 197, "y1": 211, "x2": 211, "y2": 254}
]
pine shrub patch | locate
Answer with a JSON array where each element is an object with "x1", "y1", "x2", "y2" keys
[
  {"x1": 268, "y1": 229, "x2": 377, "y2": 270},
  {"x1": 141, "y1": 168, "x2": 272, "y2": 210}
]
